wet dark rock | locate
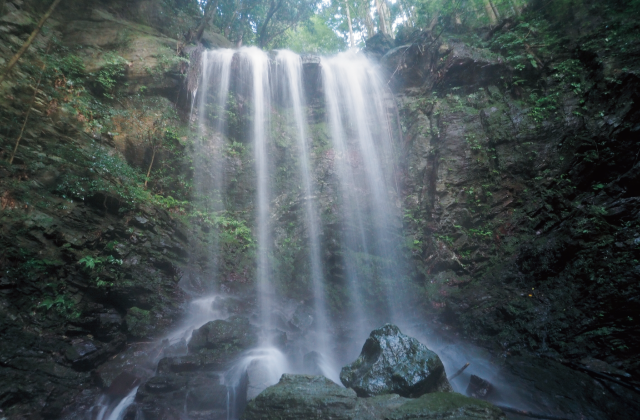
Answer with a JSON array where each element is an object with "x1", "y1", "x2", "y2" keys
[
  {"x1": 483, "y1": 356, "x2": 640, "y2": 420},
  {"x1": 242, "y1": 374, "x2": 357, "y2": 420},
  {"x1": 64, "y1": 336, "x2": 125, "y2": 371},
  {"x1": 364, "y1": 32, "x2": 396, "y2": 59},
  {"x1": 143, "y1": 374, "x2": 187, "y2": 394},
  {"x1": 340, "y1": 324, "x2": 452, "y2": 397},
  {"x1": 466, "y1": 375, "x2": 494, "y2": 399},
  {"x1": 200, "y1": 30, "x2": 234, "y2": 49},
  {"x1": 157, "y1": 351, "x2": 233, "y2": 374},
  {"x1": 134, "y1": 372, "x2": 227, "y2": 420},
  {"x1": 106, "y1": 371, "x2": 141, "y2": 398},
  {"x1": 187, "y1": 315, "x2": 258, "y2": 353}
]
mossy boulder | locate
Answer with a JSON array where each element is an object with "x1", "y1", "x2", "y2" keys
[
  {"x1": 242, "y1": 375, "x2": 505, "y2": 420},
  {"x1": 340, "y1": 324, "x2": 452, "y2": 398},
  {"x1": 381, "y1": 392, "x2": 505, "y2": 420},
  {"x1": 242, "y1": 374, "x2": 357, "y2": 420}
]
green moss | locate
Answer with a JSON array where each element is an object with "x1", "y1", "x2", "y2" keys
[{"x1": 387, "y1": 392, "x2": 502, "y2": 419}]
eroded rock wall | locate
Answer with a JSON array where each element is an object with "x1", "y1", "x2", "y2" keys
[{"x1": 389, "y1": 0, "x2": 640, "y2": 376}]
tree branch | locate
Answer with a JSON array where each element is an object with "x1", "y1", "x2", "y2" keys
[
  {"x1": 0, "y1": 0, "x2": 61, "y2": 85},
  {"x1": 258, "y1": 0, "x2": 283, "y2": 48}
]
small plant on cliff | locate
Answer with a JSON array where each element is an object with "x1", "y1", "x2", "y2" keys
[
  {"x1": 36, "y1": 294, "x2": 80, "y2": 318},
  {"x1": 93, "y1": 53, "x2": 129, "y2": 98},
  {"x1": 78, "y1": 255, "x2": 123, "y2": 271}
]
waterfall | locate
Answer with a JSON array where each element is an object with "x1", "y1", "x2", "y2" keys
[
  {"x1": 238, "y1": 47, "x2": 275, "y2": 335},
  {"x1": 85, "y1": 47, "x2": 407, "y2": 420},
  {"x1": 275, "y1": 50, "x2": 338, "y2": 382},
  {"x1": 190, "y1": 48, "x2": 235, "y2": 292},
  {"x1": 321, "y1": 52, "x2": 404, "y2": 338}
]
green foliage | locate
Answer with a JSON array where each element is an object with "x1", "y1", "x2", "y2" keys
[
  {"x1": 191, "y1": 210, "x2": 255, "y2": 250},
  {"x1": 47, "y1": 54, "x2": 86, "y2": 79},
  {"x1": 37, "y1": 294, "x2": 80, "y2": 318},
  {"x1": 528, "y1": 91, "x2": 559, "y2": 123},
  {"x1": 208, "y1": 0, "x2": 320, "y2": 48},
  {"x1": 154, "y1": 195, "x2": 189, "y2": 212},
  {"x1": 55, "y1": 146, "x2": 159, "y2": 212},
  {"x1": 78, "y1": 255, "x2": 123, "y2": 271},
  {"x1": 280, "y1": 15, "x2": 347, "y2": 54},
  {"x1": 94, "y1": 53, "x2": 129, "y2": 98}
]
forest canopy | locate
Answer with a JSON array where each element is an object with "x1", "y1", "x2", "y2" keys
[
  {"x1": 189, "y1": 0, "x2": 537, "y2": 52},
  {"x1": 166, "y1": 0, "x2": 640, "y2": 53}
]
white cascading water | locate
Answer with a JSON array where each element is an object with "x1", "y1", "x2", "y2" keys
[
  {"x1": 239, "y1": 47, "x2": 276, "y2": 335},
  {"x1": 321, "y1": 52, "x2": 404, "y2": 343},
  {"x1": 190, "y1": 48, "x2": 235, "y2": 291},
  {"x1": 274, "y1": 50, "x2": 339, "y2": 383}
]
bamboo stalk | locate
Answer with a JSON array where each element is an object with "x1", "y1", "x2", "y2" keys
[
  {"x1": 145, "y1": 147, "x2": 156, "y2": 188},
  {"x1": 0, "y1": 0, "x2": 61, "y2": 85},
  {"x1": 345, "y1": 1, "x2": 355, "y2": 48}
]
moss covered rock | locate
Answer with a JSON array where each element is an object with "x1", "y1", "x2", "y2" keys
[
  {"x1": 242, "y1": 375, "x2": 504, "y2": 420},
  {"x1": 382, "y1": 392, "x2": 505, "y2": 420},
  {"x1": 242, "y1": 374, "x2": 357, "y2": 420}
]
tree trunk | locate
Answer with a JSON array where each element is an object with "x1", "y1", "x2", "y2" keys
[
  {"x1": 483, "y1": 0, "x2": 498, "y2": 24},
  {"x1": 489, "y1": 0, "x2": 501, "y2": 20},
  {"x1": 0, "y1": 0, "x2": 61, "y2": 85},
  {"x1": 364, "y1": 7, "x2": 375, "y2": 39},
  {"x1": 374, "y1": 0, "x2": 388, "y2": 35},
  {"x1": 428, "y1": 11, "x2": 439, "y2": 31},
  {"x1": 258, "y1": 0, "x2": 282, "y2": 48},
  {"x1": 345, "y1": 1, "x2": 355, "y2": 48},
  {"x1": 191, "y1": 0, "x2": 219, "y2": 43}
]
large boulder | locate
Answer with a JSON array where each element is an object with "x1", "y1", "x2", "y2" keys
[
  {"x1": 242, "y1": 375, "x2": 505, "y2": 420},
  {"x1": 340, "y1": 324, "x2": 452, "y2": 398},
  {"x1": 188, "y1": 316, "x2": 258, "y2": 353},
  {"x1": 242, "y1": 374, "x2": 357, "y2": 420},
  {"x1": 364, "y1": 32, "x2": 396, "y2": 59}
]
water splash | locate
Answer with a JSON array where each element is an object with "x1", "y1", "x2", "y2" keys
[
  {"x1": 93, "y1": 386, "x2": 139, "y2": 420},
  {"x1": 224, "y1": 347, "x2": 289, "y2": 418},
  {"x1": 164, "y1": 295, "x2": 228, "y2": 345}
]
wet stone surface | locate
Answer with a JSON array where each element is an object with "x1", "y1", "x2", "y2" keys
[{"x1": 340, "y1": 324, "x2": 453, "y2": 398}]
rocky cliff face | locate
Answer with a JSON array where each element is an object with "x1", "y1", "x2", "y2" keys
[
  {"x1": 0, "y1": 0, "x2": 209, "y2": 416},
  {"x1": 385, "y1": 0, "x2": 640, "y2": 378},
  {"x1": 1, "y1": 0, "x2": 639, "y2": 417}
]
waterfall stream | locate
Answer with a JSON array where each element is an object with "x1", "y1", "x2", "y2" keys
[{"x1": 84, "y1": 47, "x2": 409, "y2": 419}]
